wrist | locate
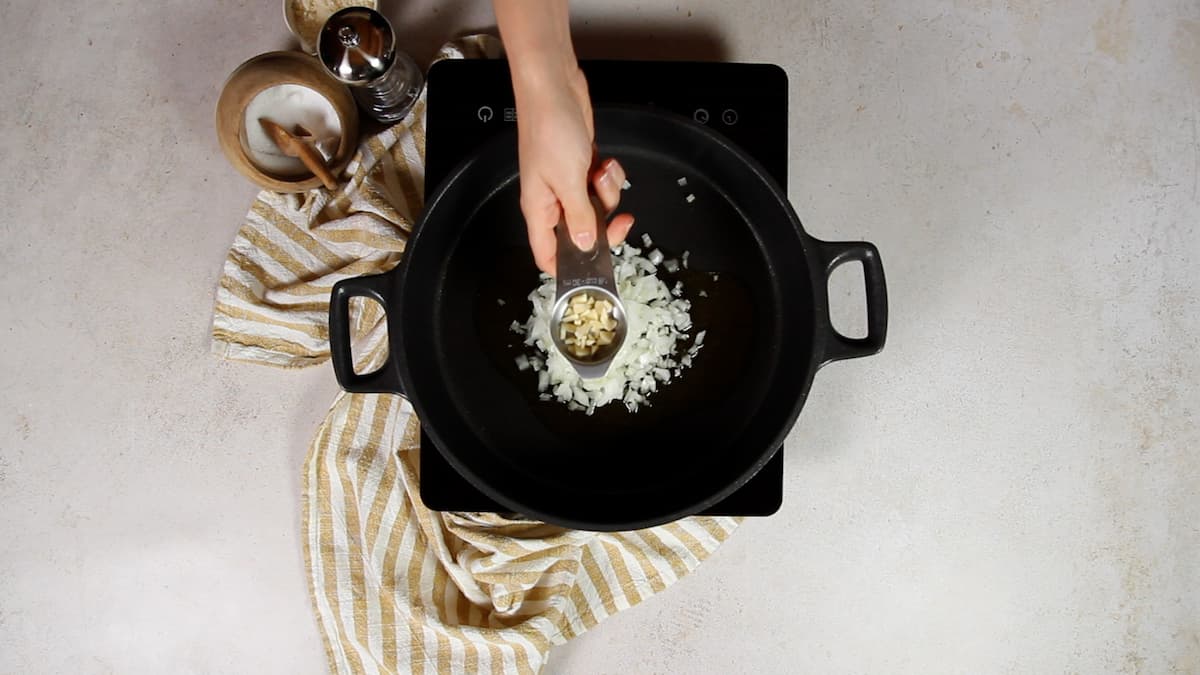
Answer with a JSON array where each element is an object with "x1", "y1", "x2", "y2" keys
[
  {"x1": 494, "y1": 0, "x2": 578, "y2": 95},
  {"x1": 511, "y1": 54, "x2": 582, "y2": 103}
]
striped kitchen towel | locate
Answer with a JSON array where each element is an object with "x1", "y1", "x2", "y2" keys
[{"x1": 212, "y1": 35, "x2": 741, "y2": 674}]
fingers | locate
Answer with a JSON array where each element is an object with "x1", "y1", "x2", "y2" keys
[
  {"x1": 560, "y1": 177, "x2": 599, "y2": 253},
  {"x1": 591, "y1": 159, "x2": 634, "y2": 247},
  {"x1": 591, "y1": 158, "x2": 625, "y2": 213},
  {"x1": 606, "y1": 213, "x2": 635, "y2": 247},
  {"x1": 524, "y1": 158, "x2": 633, "y2": 275},
  {"x1": 527, "y1": 217, "x2": 558, "y2": 275},
  {"x1": 520, "y1": 184, "x2": 561, "y2": 275}
]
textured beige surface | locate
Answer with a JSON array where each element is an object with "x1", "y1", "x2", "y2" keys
[{"x1": 1, "y1": 0, "x2": 1197, "y2": 673}]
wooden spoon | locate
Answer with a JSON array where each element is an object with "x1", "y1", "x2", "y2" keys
[{"x1": 258, "y1": 117, "x2": 339, "y2": 190}]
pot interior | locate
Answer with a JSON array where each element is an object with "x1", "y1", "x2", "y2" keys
[{"x1": 400, "y1": 109, "x2": 820, "y2": 528}]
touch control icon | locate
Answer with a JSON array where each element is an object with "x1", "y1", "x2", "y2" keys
[
  {"x1": 477, "y1": 106, "x2": 494, "y2": 122},
  {"x1": 721, "y1": 109, "x2": 738, "y2": 125},
  {"x1": 693, "y1": 108, "x2": 709, "y2": 124}
]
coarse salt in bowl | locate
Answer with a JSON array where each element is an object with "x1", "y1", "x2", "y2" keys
[{"x1": 241, "y1": 84, "x2": 342, "y2": 176}]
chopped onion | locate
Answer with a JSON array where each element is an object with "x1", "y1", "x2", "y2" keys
[
  {"x1": 648, "y1": 249, "x2": 664, "y2": 265},
  {"x1": 641, "y1": 233, "x2": 653, "y2": 248},
  {"x1": 698, "y1": 289, "x2": 708, "y2": 298},
  {"x1": 664, "y1": 259, "x2": 680, "y2": 273},
  {"x1": 682, "y1": 250, "x2": 691, "y2": 269},
  {"x1": 677, "y1": 176, "x2": 688, "y2": 187},
  {"x1": 621, "y1": 179, "x2": 631, "y2": 190},
  {"x1": 517, "y1": 247, "x2": 704, "y2": 413},
  {"x1": 497, "y1": 298, "x2": 506, "y2": 306},
  {"x1": 515, "y1": 354, "x2": 530, "y2": 371},
  {"x1": 685, "y1": 193, "x2": 696, "y2": 203}
]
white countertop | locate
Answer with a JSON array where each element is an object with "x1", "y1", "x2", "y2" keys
[{"x1": 2, "y1": 1, "x2": 1197, "y2": 673}]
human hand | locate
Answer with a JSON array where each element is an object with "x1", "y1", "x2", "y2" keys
[{"x1": 513, "y1": 67, "x2": 635, "y2": 275}]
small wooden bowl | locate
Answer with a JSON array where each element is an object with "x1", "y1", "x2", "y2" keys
[{"x1": 216, "y1": 51, "x2": 359, "y2": 193}]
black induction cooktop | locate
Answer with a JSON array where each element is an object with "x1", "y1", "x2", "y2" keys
[{"x1": 418, "y1": 59, "x2": 787, "y2": 519}]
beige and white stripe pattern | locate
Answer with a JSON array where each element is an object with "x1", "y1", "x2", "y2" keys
[{"x1": 212, "y1": 36, "x2": 741, "y2": 674}]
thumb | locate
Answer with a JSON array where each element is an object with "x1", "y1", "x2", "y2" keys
[{"x1": 560, "y1": 185, "x2": 598, "y2": 252}]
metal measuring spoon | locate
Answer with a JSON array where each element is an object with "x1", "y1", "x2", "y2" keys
[{"x1": 550, "y1": 194, "x2": 628, "y2": 379}]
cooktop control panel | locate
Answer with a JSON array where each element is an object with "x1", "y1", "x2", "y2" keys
[{"x1": 425, "y1": 59, "x2": 788, "y2": 192}]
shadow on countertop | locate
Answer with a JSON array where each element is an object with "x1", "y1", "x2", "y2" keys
[
  {"x1": 380, "y1": 0, "x2": 496, "y2": 68},
  {"x1": 572, "y1": 23, "x2": 729, "y2": 62},
  {"x1": 378, "y1": 0, "x2": 730, "y2": 65}
]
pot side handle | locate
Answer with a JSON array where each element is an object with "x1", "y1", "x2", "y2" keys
[
  {"x1": 814, "y1": 239, "x2": 888, "y2": 366},
  {"x1": 329, "y1": 273, "x2": 406, "y2": 394}
]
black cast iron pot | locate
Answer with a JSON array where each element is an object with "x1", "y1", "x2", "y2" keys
[{"x1": 330, "y1": 106, "x2": 887, "y2": 531}]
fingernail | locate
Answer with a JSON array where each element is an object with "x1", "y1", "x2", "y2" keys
[
  {"x1": 600, "y1": 160, "x2": 621, "y2": 188},
  {"x1": 573, "y1": 230, "x2": 595, "y2": 250},
  {"x1": 598, "y1": 170, "x2": 616, "y2": 191}
]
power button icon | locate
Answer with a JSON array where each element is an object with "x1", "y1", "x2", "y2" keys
[
  {"x1": 477, "y1": 106, "x2": 494, "y2": 122},
  {"x1": 693, "y1": 108, "x2": 709, "y2": 124}
]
